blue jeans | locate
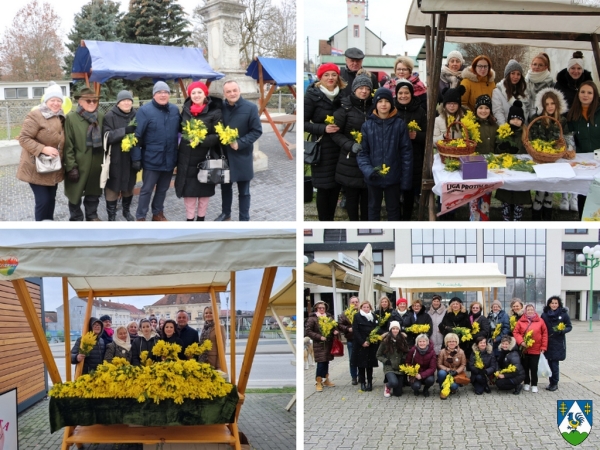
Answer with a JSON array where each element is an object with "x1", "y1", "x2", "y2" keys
[
  {"x1": 411, "y1": 375, "x2": 434, "y2": 392},
  {"x1": 548, "y1": 359, "x2": 560, "y2": 386},
  {"x1": 346, "y1": 341, "x2": 358, "y2": 378},
  {"x1": 221, "y1": 181, "x2": 251, "y2": 221},
  {"x1": 29, "y1": 183, "x2": 57, "y2": 221},
  {"x1": 438, "y1": 369, "x2": 459, "y2": 391},
  {"x1": 136, "y1": 169, "x2": 173, "y2": 219},
  {"x1": 385, "y1": 372, "x2": 404, "y2": 396},
  {"x1": 316, "y1": 361, "x2": 329, "y2": 379}
]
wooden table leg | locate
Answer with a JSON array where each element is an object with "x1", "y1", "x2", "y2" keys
[
  {"x1": 61, "y1": 427, "x2": 73, "y2": 450},
  {"x1": 228, "y1": 423, "x2": 242, "y2": 450}
]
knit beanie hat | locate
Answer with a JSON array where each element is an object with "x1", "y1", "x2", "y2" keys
[
  {"x1": 396, "y1": 298, "x2": 408, "y2": 307},
  {"x1": 389, "y1": 321, "x2": 401, "y2": 331},
  {"x1": 449, "y1": 297, "x2": 463, "y2": 305},
  {"x1": 442, "y1": 85, "x2": 466, "y2": 105},
  {"x1": 567, "y1": 51, "x2": 584, "y2": 70},
  {"x1": 116, "y1": 90, "x2": 134, "y2": 105},
  {"x1": 373, "y1": 87, "x2": 394, "y2": 106},
  {"x1": 352, "y1": 74, "x2": 373, "y2": 93},
  {"x1": 44, "y1": 83, "x2": 63, "y2": 103},
  {"x1": 504, "y1": 59, "x2": 524, "y2": 78},
  {"x1": 153, "y1": 81, "x2": 171, "y2": 95},
  {"x1": 395, "y1": 78, "x2": 414, "y2": 96},
  {"x1": 491, "y1": 299, "x2": 503, "y2": 310},
  {"x1": 446, "y1": 50, "x2": 465, "y2": 64},
  {"x1": 317, "y1": 63, "x2": 340, "y2": 79},
  {"x1": 187, "y1": 81, "x2": 209, "y2": 97},
  {"x1": 100, "y1": 315, "x2": 112, "y2": 322},
  {"x1": 508, "y1": 100, "x2": 525, "y2": 122},
  {"x1": 475, "y1": 94, "x2": 492, "y2": 110}
]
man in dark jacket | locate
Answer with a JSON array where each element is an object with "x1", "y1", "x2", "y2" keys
[
  {"x1": 176, "y1": 309, "x2": 199, "y2": 352},
  {"x1": 339, "y1": 48, "x2": 379, "y2": 98},
  {"x1": 132, "y1": 81, "x2": 181, "y2": 221},
  {"x1": 214, "y1": 80, "x2": 263, "y2": 221},
  {"x1": 71, "y1": 317, "x2": 106, "y2": 374}
]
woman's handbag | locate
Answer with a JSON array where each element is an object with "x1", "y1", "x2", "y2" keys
[
  {"x1": 304, "y1": 135, "x2": 321, "y2": 165},
  {"x1": 453, "y1": 372, "x2": 471, "y2": 386},
  {"x1": 100, "y1": 132, "x2": 111, "y2": 189},
  {"x1": 197, "y1": 147, "x2": 230, "y2": 184},
  {"x1": 538, "y1": 352, "x2": 552, "y2": 378},
  {"x1": 35, "y1": 145, "x2": 62, "y2": 174},
  {"x1": 330, "y1": 336, "x2": 344, "y2": 357}
]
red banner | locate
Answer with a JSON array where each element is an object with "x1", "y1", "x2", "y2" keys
[{"x1": 439, "y1": 180, "x2": 504, "y2": 216}]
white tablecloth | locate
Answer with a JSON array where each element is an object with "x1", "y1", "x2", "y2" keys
[{"x1": 432, "y1": 153, "x2": 600, "y2": 196}]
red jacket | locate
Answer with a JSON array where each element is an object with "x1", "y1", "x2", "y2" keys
[
  {"x1": 405, "y1": 344, "x2": 437, "y2": 379},
  {"x1": 513, "y1": 313, "x2": 548, "y2": 355}
]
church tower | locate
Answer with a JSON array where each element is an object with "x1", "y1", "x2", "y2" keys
[{"x1": 347, "y1": 0, "x2": 367, "y2": 51}]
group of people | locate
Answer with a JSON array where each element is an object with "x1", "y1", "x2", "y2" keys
[
  {"x1": 71, "y1": 307, "x2": 225, "y2": 374},
  {"x1": 17, "y1": 80, "x2": 262, "y2": 222},
  {"x1": 306, "y1": 294, "x2": 572, "y2": 399},
  {"x1": 305, "y1": 47, "x2": 599, "y2": 221}
]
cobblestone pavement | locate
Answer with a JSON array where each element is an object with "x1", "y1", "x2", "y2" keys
[
  {"x1": 18, "y1": 393, "x2": 295, "y2": 449},
  {"x1": 304, "y1": 321, "x2": 600, "y2": 449},
  {"x1": 0, "y1": 131, "x2": 296, "y2": 222}
]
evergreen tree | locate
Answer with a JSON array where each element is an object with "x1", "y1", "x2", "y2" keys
[{"x1": 64, "y1": 0, "x2": 125, "y2": 101}]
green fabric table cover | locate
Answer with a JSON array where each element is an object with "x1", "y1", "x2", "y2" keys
[{"x1": 49, "y1": 387, "x2": 239, "y2": 433}]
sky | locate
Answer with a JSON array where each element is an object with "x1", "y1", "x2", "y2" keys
[
  {"x1": 303, "y1": 0, "x2": 424, "y2": 63},
  {"x1": 1, "y1": 228, "x2": 293, "y2": 313}
]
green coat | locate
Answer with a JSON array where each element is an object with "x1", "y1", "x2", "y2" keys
[
  {"x1": 567, "y1": 106, "x2": 600, "y2": 153},
  {"x1": 494, "y1": 126, "x2": 531, "y2": 205},
  {"x1": 477, "y1": 119, "x2": 498, "y2": 154},
  {"x1": 63, "y1": 111, "x2": 105, "y2": 204}
]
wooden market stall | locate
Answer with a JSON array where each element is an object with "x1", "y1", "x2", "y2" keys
[
  {"x1": 0, "y1": 230, "x2": 295, "y2": 450},
  {"x1": 404, "y1": 0, "x2": 600, "y2": 220}
]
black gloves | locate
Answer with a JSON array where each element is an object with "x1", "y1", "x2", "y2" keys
[
  {"x1": 449, "y1": 370, "x2": 457, "y2": 376},
  {"x1": 67, "y1": 168, "x2": 79, "y2": 183},
  {"x1": 351, "y1": 143, "x2": 362, "y2": 154},
  {"x1": 131, "y1": 160, "x2": 142, "y2": 172},
  {"x1": 369, "y1": 171, "x2": 379, "y2": 180},
  {"x1": 125, "y1": 125, "x2": 136, "y2": 134}
]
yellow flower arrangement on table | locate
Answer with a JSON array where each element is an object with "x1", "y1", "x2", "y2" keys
[
  {"x1": 399, "y1": 364, "x2": 420, "y2": 377},
  {"x1": 530, "y1": 138, "x2": 565, "y2": 154},
  {"x1": 350, "y1": 130, "x2": 362, "y2": 144},
  {"x1": 474, "y1": 351, "x2": 484, "y2": 370},
  {"x1": 484, "y1": 153, "x2": 536, "y2": 173},
  {"x1": 438, "y1": 138, "x2": 467, "y2": 148},
  {"x1": 215, "y1": 122, "x2": 239, "y2": 145},
  {"x1": 79, "y1": 331, "x2": 97, "y2": 356},
  {"x1": 120, "y1": 119, "x2": 138, "y2": 152},
  {"x1": 441, "y1": 374, "x2": 454, "y2": 398},
  {"x1": 509, "y1": 315, "x2": 517, "y2": 331},
  {"x1": 491, "y1": 323, "x2": 502, "y2": 340},
  {"x1": 140, "y1": 351, "x2": 153, "y2": 367},
  {"x1": 407, "y1": 120, "x2": 421, "y2": 132},
  {"x1": 325, "y1": 115, "x2": 335, "y2": 124},
  {"x1": 184, "y1": 340, "x2": 213, "y2": 359},
  {"x1": 452, "y1": 327, "x2": 473, "y2": 342},
  {"x1": 181, "y1": 118, "x2": 208, "y2": 148},
  {"x1": 152, "y1": 340, "x2": 182, "y2": 361},
  {"x1": 494, "y1": 364, "x2": 516, "y2": 378},
  {"x1": 405, "y1": 324, "x2": 430, "y2": 334},
  {"x1": 318, "y1": 316, "x2": 338, "y2": 338},
  {"x1": 443, "y1": 158, "x2": 461, "y2": 172},
  {"x1": 49, "y1": 342, "x2": 233, "y2": 404},
  {"x1": 471, "y1": 321, "x2": 480, "y2": 335},
  {"x1": 344, "y1": 306, "x2": 357, "y2": 324},
  {"x1": 553, "y1": 322, "x2": 566, "y2": 332}
]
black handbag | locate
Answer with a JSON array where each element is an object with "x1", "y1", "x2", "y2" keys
[
  {"x1": 197, "y1": 147, "x2": 230, "y2": 184},
  {"x1": 304, "y1": 134, "x2": 321, "y2": 165}
]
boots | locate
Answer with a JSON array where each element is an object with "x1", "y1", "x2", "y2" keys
[
  {"x1": 351, "y1": 377, "x2": 358, "y2": 385},
  {"x1": 121, "y1": 196, "x2": 135, "y2": 221},
  {"x1": 196, "y1": 216, "x2": 205, "y2": 221},
  {"x1": 366, "y1": 381, "x2": 373, "y2": 391},
  {"x1": 187, "y1": 218, "x2": 195, "y2": 221},
  {"x1": 323, "y1": 374, "x2": 335, "y2": 387},
  {"x1": 360, "y1": 381, "x2": 367, "y2": 391},
  {"x1": 106, "y1": 200, "x2": 117, "y2": 221},
  {"x1": 315, "y1": 377, "x2": 323, "y2": 392}
]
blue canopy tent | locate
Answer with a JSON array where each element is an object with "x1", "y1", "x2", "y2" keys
[
  {"x1": 72, "y1": 40, "x2": 224, "y2": 96},
  {"x1": 245, "y1": 57, "x2": 296, "y2": 160}
]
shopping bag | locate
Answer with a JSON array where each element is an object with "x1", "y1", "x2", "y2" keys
[
  {"x1": 538, "y1": 352, "x2": 552, "y2": 378},
  {"x1": 330, "y1": 336, "x2": 344, "y2": 357}
]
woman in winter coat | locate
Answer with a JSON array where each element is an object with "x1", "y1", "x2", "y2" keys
[
  {"x1": 158, "y1": 319, "x2": 185, "y2": 360},
  {"x1": 541, "y1": 296, "x2": 572, "y2": 391},
  {"x1": 376, "y1": 320, "x2": 409, "y2": 397},
  {"x1": 468, "y1": 336, "x2": 497, "y2": 395},
  {"x1": 437, "y1": 333, "x2": 467, "y2": 398},
  {"x1": 305, "y1": 63, "x2": 345, "y2": 221},
  {"x1": 352, "y1": 300, "x2": 380, "y2": 391},
  {"x1": 394, "y1": 79, "x2": 428, "y2": 220},
  {"x1": 525, "y1": 53, "x2": 554, "y2": 119},
  {"x1": 438, "y1": 297, "x2": 471, "y2": 353},
  {"x1": 198, "y1": 306, "x2": 226, "y2": 369},
  {"x1": 131, "y1": 318, "x2": 159, "y2": 366},
  {"x1": 495, "y1": 335, "x2": 526, "y2": 395},
  {"x1": 391, "y1": 297, "x2": 412, "y2": 333},
  {"x1": 438, "y1": 50, "x2": 466, "y2": 103},
  {"x1": 555, "y1": 51, "x2": 594, "y2": 109},
  {"x1": 427, "y1": 295, "x2": 446, "y2": 355},
  {"x1": 487, "y1": 300, "x2": 510, "y2": 356},
  {"x1": 375, "y1": 295, "x2": 394, "y2": 334},
  {"x1": 513, "y1": 304, "x2": 548, "y2": 393},
  {"x1": 383, "y1": 56, "x2": 427, "y2": 110},
  {"x1": 492, "y1": 59, "x2": 529, "y2": 125},
  {"x1": 127, "y1": 321, "x2": 139, "y2": 340},
  {"x1": 509, "y1": 298, "x2": 525, "y2": 335},
  {"x1": 338, "y1": 296, "x2": 359, "y2": 385},
  {"x1": 468, "y1": 301, "x2": 491, "y2": 360},
  {"x1": 305, "y1": 300, "x2": 339, "y2": 391},
  {"x1": 332, "y1": 73, "x2": 373, "y2": 221},
  {"x1": 460, "y1": 55, "x2": 496, "y2": 112},
  {"x1": 567, "y1": 81, "x2": 600, "y2": 216},
  {"x1": 175, "y1": 82, "x2": 221, "y2": 221},
  {"x1": 101, "y1": 90, "x2": 138, "y2": 221},
  {"x1": 404, "y1": 299, "x2": 433, "y2": 348},
  {"x1": 16, "y1": 83, "x2": 65, "y2": 221},
  {"x1": 357, "y1": 88, "x2": 413, "y2": 221},
  {"x1": 104, "y1": 325, "x2": 132, "y2": 363},
  {"x1": 71, "y1": 317, "x2": 106, "y2": 374},
  {"x1": 405, "y1": 334, "x2": 437, "y2": 397}
]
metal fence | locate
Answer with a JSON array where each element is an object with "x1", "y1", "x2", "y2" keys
[{"x1": 0, "y1": 93, "x2": 295, "y2": 140}]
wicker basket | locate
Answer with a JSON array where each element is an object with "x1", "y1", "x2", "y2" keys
[
  {"x1": 523, "y1": 115, "x2": 568, "y2": 163},
  {"x1": 437, "y1": 121, "x2": 477, "y2": 163}
]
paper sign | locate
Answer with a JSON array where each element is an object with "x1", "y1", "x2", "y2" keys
[
  {"x1": 0, "y1": 388, "x2": 17, "y2": 450},
  {"x1": 439, "y1": 180, "x2": 504, "y2": 215},
  {"x1": 533, "y1": 163, "x2": 576, "y2": 179}
]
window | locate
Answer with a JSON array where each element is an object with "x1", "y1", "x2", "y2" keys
[
  {"x1": 357, "y1": 229, "x2": 383, "y2": 235},
  {"x1": 565, "y1": 229, "x2": 587, "y2": 234},
  {"x1": 165, "y1": 313, "x2": 170, "y2": 319},
  {"x1": 4, "y1": 88, "x2": 28, "y2": 99},
  {"x1": 33, "y1": 87, "x2": 44, "y2": 98},
  {"x1": 324, "y1": 229, "x2": 346, "y2": 243},
  {"x1": 353, "y1": 25, "x2": 360, "y2": 38},
  {"x1": 564, "y1": 250, "x2": 586, "y2": 276},
  {"x1": 304, "y1": 251, "x2": 314, "y2": 264},
  {"x1": 304, "y1": 229, "x2": 313, "y2": 236},
  {"x1": 358, "y1": 249, "x2": 383, "y2": 276}
]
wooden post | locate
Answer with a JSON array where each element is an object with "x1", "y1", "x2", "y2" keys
[
  {"x1": 591, "y1": 35, "x2": 600, "y2": 84},
  {"x1": 210, "y1": 287, "x2": 227, "y2": 376},
  {"x1": 75, "y1": 291, "x2": 95, "y2": 379},
  {"x1": 178, "y1": 78, "x2": 187, "y2": 97},
  {"x1": 12, "y1": 279, "x2": 63, "y2": 384},
  {"x1": 62, "y1": 277, "x2": 71, "y2": 382},
  {"x1": 230, "y1": 271, "x2": 236, "y2": 385}
]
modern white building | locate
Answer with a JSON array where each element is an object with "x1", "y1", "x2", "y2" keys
[
  {"x1": 304, "y1": 228, "x2": 600, "y2": 322},
  {"x1": 0, "y1": 81, "x2": 70, "y2": 101}
]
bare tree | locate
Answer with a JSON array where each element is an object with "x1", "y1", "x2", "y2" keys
[
  {"x1": 458, "y1": 43, "x2": 527, "y2": 83},
  {"x1": 262, "y1": 0, "x2": 295, "y2": 60},
  {"x1": 0, "y1": 0, "x2": 64, "y2": 81}
]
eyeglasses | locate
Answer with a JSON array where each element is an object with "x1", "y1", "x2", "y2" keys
[
  {"x1": 476, "y1": 65, "x2": 489, "y2": 69},
  {"x1": 316, "y1": 306, "x2": 326, "y2": 310},
  {"x1": 396, "y1": 68, "x2": 411, "y2": 72},
  {"x1": 83, "y1": 99, "x2": 99, "y2": 104}
]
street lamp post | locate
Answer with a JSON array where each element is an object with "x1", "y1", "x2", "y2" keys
[{"x1": 576, "y1": 245, "x2": 600, "y2": 332}]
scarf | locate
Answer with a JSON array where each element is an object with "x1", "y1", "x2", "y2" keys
[
  {"x1": 113, "y1": 329, "x2": 131, "y2": 352},
  {"x1": 526, "y1": 69, "x2": 551, "y2": 84},
  {"x1": 417, "y1": 344, "x2": 430, "y2": 355},
  {"x1": 198, "y1": 320, "x2": 214, "y2": 363},
  {"x1": 190, "y1": 102, "x2": 207, "y2": 116},
  {"x1": 39, "y1": 104, "x2": 65, "y2": 120},
  {"x1": 408, "y1": 73, "x2": 427, "y2": 97},
  {"x1": 76, "y1": 104, "x2": 102, "y2": 148},
  {"x1": 315, "y1": 312, "x2": 327, "y2": 318},
  {"x1": 319, "y1": 84, "x2": 339, "y2": 102},
  {"x1": 440, "y1": 65, "x2": 463, "y2": 87},
  {"x1": 359, "y1": 309, "x2": 374, "y2": 322}
]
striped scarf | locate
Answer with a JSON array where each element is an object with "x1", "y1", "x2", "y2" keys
[{"x1": 76, "y1": 104, "x2": 102, "y2": 148}]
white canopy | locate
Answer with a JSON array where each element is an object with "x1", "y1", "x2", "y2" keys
[
  {"x1": 406, "y1": 0, "x2": 600, "y2": 51},
  {"x1": 0, "y1": 230, "x2": 295, "y2": 297},
  {"x1": 390, "y1": 263, "x2": 506, "y2": 291},
  {"x1": 267, "y1": 269, "x2": 296, "y2": 317},
  {"x1": 304, "y1": 258, "x2": 392, "y2": 293}
]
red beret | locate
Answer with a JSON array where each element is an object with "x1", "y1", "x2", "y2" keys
[
  {"x1": 396, "y1": 298, "x2": 408, "y2": 306},
  {"x1": 187, "y1": 81, "x2": 209, "y2": 98},
  {"x1": 317, "y1": 63, "x2": 340, "y2": 79}
]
